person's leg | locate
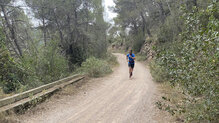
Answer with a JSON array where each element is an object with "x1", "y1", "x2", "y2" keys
[
  {"x1": 129, "y1": 67, "x2": 132, "y2": 78},
  {"x1": 128, "y1": 64, "x2": 131, "y2": 78},
  {"x1": 130, "y1": 68, "x2": 133, "y2": 77},
  {"x1": 130, "y1": 64, "x2": 134, "y2": 77}
]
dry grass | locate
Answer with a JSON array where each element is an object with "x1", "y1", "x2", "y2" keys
[
  {"x1": 158, "y1": 83, "x2": 184, "y2": 103},
  {"x1": 55, "y1": 77, "x2": 90, "y2": 97},
  {"x1": 0, "y1": 111, "x2": 20, "y2": 123},
  {"x1": 0, "y1": 88, "x2": 15, "y2": 99},
  {"x1": 156, "y1": 82, "x2": 186, "y2": 121}
]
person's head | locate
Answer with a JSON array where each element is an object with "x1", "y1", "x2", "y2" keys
[{"x1": 129, "y1": 50, "x2": 133, "y2": 55}]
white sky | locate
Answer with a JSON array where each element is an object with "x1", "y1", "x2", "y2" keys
[
  {"x1": 13, "y1": 0, "x2": 41, "y2": 26},
  {"x1": 103, "y1": 0, "x2": 117, "y2": 24}
]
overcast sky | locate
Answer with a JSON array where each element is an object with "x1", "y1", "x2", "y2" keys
[
  {"x1": 13, "y1": 0, "x2": 40, "y2": 26},
  {"x1": 103, "y1": 0, "x2": 117, "y2": 24}
]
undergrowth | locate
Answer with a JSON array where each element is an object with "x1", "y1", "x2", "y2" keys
[
  {"x1": 80, "y1": 57, "x2": 112, "y2": 78},
  {"x1": 152, "y1": 2, "x2": 219, "y2": 122}
]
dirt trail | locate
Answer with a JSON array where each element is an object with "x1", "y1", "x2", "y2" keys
[{"x1": 18, "y1": 53, "x2": 173, "y2": 123}]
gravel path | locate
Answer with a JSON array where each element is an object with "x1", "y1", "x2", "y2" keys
[{"x1": 17, "y1": 53, "x2": 174, "y2": 123}]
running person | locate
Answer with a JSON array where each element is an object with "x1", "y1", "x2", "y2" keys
[{"x1": 127, "y1": 50, "x2": 135, "y2": 78}]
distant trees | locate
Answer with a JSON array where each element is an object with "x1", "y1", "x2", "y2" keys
[
  {"x1": 111, "y1": 0, "x2": 215, "y2": 51},
  {"x1": 112, "y1": 0, "x2": 163, "y2": 51}
]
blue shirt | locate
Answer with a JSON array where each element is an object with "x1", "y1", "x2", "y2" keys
[{"x1": 127, "y1": 53, "x2": 135, "y2": 64}]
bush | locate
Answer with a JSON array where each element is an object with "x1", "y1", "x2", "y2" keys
[
  {"x1": 136, "y1": 54, "x2": 147, "y2": 61},
  {"x1": 133, "y1": 32, "x2": 145, "y2": 52},
  {"x1": 149, "y1": 60, "x2": 169, "y2": 83},
  {"x1": 0, "y1": 28, "x2": 27, "y2": 94},
  {"x1": 105, "y1": 53, "x2": 118, "y2": 66},
  {"x1": 157, "y1": 25, "x2": 174, "y2": 43},
  {"x1": 81, "y1": 57, "x2": 112, "y2": 77},
  {"x1": 0, "y1": 40, "x2": 70, "y2": 94},
  {"x1": 0, "y1": 45, "x2": 26, "y2": 94},
  {"x1": 21, "y1": 40, "x2": 70, "y2": 87},
  {"x1": 153, "y1": 2, "x2": 219, "y2": 122}
]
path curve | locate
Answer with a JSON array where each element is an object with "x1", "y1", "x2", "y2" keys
[{"x1": 18, "y1": 53, "x2": 172, "y2": 123}]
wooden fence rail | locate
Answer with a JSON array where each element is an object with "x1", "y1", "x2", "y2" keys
[{"x1": 0, "y1": 74, "x2": 84, "y2": 113}]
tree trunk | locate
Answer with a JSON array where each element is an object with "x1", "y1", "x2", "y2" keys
[
  {"x1": 193, "y1": 0, "x2": 197, "y2": 7},
  {"x1": 85, "y1": 1, "x2": 89, "y2": 32},
  {"x1": 140, "y1": 12, "x2": 152, "y2": 37},
  {"x1": 157, "y1": 2, "x2": 165, "y2": 24},
  {"x1": 165, "y1": 0, "x2": 172, "y2": 15},
  {"x1": 42, "y1": 17, "x2": 47, "y2": 46},
  {"x1": 146, "y1": 26, "x2": 152, "y2": 38},
  {"x1": 186, "y1": 0, "x2": 198, "y2": 10},
  {"x1": 1, "y1": 16, "x2": 19, "y2": 56},
  {"x1": 133, "y1": 20, "x2": 138, "y2": 34},
  {"x1": 53, "y1": 10, "x2": 64, "y2": 45},
  {"x1": 11, "y1": 20, "x2": 23, "y2": 56},
  {"x1": 67, "y1": 14, "x2": 73, "y2": 43},
  {"x1": 140, "y1": 12, "x2": 146, "y2": 34},
  {"x1": 41, "y1": 7, "x2": 47, "y2": 46},
  {"x1": 73, "y1": 8, "x2": 79, "y2": 44},
  {"x1": 1, "y1": 5, "x2": 22, "y2": 56}
]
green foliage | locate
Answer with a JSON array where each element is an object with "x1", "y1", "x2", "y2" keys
[
  {"x1": 0, "y1": 45, "x2": 26, "y2": 93},
  {"x1": 0, "y1": 28, "x2": 26, "y2": 93},
  {"x1": 133, "y1": 32, "x2": 145, "y2": 52},
  {"x1": 153, "y1": 2, "x2": 219, "y2": 122},
  {"x1": 136, "y1": 54, "x2": 147, "y2": 61},
  {"x1": 0, "y1": 37, "x2": 70, "y2": 94},
  {"x1": 0, "y1": 0, "x2": 109, "y2": 95},
  {"x1": 21, "y1": 41, "x2": 70, "y2": 87},
  {"x1": 112, "y1": 0, "x2": 218, "y2": 122},
  {"x1": 25, "y1": 0, "x2": 108, "y2": 66},
  {"x1": 80, "y1": 57, "x2": 112, "y2": 77},
  {"x1": 156, "y1": 8, "x2": 183, "y2": 44},
  {"x1": 149, "y1": 60, "x2": 169, "y2": 83},
  {"x1": 157, "y1": 24, "x2": 176, "y2": 43},
  {"x1": 104, "y1": 53, "x2": 118, "y2": 66}
]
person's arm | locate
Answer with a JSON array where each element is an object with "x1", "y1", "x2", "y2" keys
[
  {"x1": 126, "y1": 55, "x2": 129, "y2": 62},
  {"x1": 129, "y1": 55, "x2": 136, "y2": 60},
  {"x1": 131, "y1": 56, "x2": 136, "y2": 60}
]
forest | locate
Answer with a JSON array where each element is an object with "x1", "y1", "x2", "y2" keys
[
  {"x1": 110, "y1": 0, "x2": 218, "y2": 122},
  {"x1": 0, "y1": 0, "x2": 114, "y2": 94},
  {"x1": 0, "y1": 0, "x2": 218, "y2": 122}
]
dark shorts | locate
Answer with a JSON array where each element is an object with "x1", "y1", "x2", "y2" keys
[{"x1": 128, "y1": 63, "x2": 135, "y2": 69}]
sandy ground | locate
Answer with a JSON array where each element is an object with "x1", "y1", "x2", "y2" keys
[{"x1": 17, "y1": 53, "x2": 175, "y2": 123}]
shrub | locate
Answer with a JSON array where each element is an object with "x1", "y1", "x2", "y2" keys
[
  {"x1": 157, "y1": 17, "x2": 181, "y2": 44},
  {"x1": 157, "y1": 25, "x2": 174, "y2": 43},
  {"x1": 136, "y1": 54, "x2": 147, "y2": 61},
  {"x1": 0, "y1": 40, "x2": 71, "y2": 94},
  {"x1": 81, "y1": 57, "x2": 112, "y2": 77},
  {"x1": 149, "y1": 60, "x2": 169, "y2": 83},
  {"x1": 105, "y1": 53, "x2": 118, "y2": 66},
  {"x1": 153, "y1": 2, "x2": 219, "y2": 122},
  {"x1": 0, "y1": 45, "x2": 26, "y2": 93},
  {"x1": 133, "y1": 32, "x2": 145, "y2": 52},
  {"x1": 21, "y1": 40, "x2": 70, "y2": 86}
]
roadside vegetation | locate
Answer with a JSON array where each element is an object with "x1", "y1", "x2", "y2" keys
[
  {"x1": 0, "y1": 0, "x2": 111, "y2": 98},
  {"x1": 152, "y1": 3, "x2": 218, "y2": 122},
  {"x1": 110, "y1": 0, "x2": 218, "y2": 122},
  {"x1": 79, "y1": 53, "x2": 118, "y2": 77}
]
